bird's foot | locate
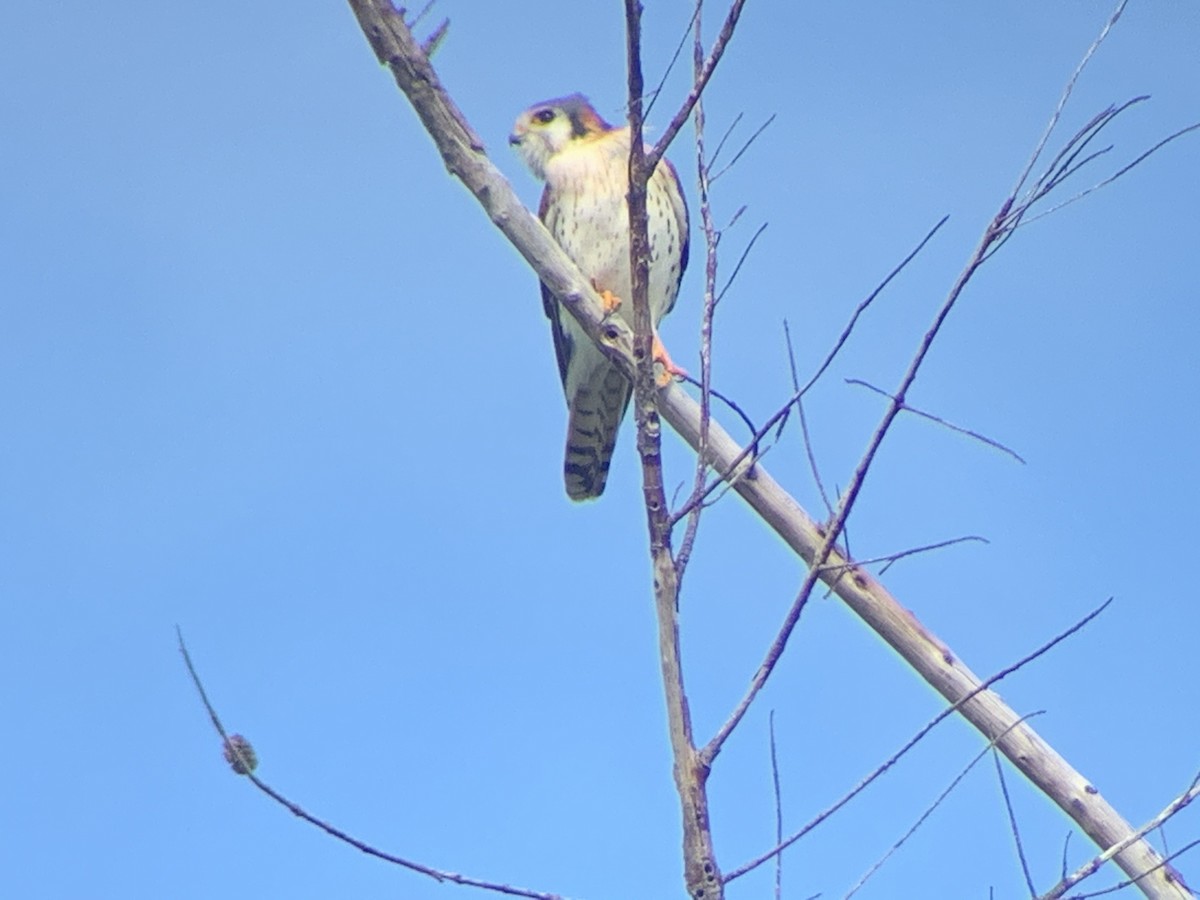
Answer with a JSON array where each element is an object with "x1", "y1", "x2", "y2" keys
[
  {"x1": 597, "y1": 288, "x2": 623, "y2": 317},
  {"x1": 652, "y1": 335, "x2": 687, "y2": 388}
]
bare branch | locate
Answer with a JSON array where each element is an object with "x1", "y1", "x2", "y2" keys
[
  {"x1": 178, "y1": 628, "x2": 566, "y2": 900},
  {"x1": 715, "y1": 221, "x2": 768, "y2": 306},
  {"x1": 1020, "y1": 120, "x2": 1200, "y2": 227},
  {"x1": 815, "y1": 534, "x2": 990, "y2": 577},
  {"x1": 846, "y1": 378, "x2": 1027, "y2": 465},
  {"x1": 724, "y1": 601, "x2": 1109, "y2": 884},
  {"x1": 675, "y1": 372, "x2": 759, "y2": 440},
  {"x1": 1011, "y1": 0, "x2": 1128, "y2": 199},
  {"x1": 707, "y1": 111, "x2": 744, "y2": 173},
  {"x1": 783, "y1": 319, "x2": 834, "y2": 517},
  {"x1": 676, "y1": 3, "x2": 720, "y2": 583},
  {"x1": 709, "y1": 113, "x2": 776, "y2": 183},
  {"x1": 625, "y1": 4, "x2": 721, "y2": 897},
  {"x1": 642, "y1": 3, "x2": 702, "y2": 120},
  {"x1": 702, "y1": 217, "x2": 977, "y2": 771},
  {"x1": 845, "y1": 714, "x2": 1045, "y2": 899},
  {"x1": 799, "y1": 216, "x2": 948, "y2": 399}
]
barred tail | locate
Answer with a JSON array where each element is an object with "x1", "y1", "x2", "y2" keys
[{"x1": 563, "y1": 365, "x2": 632, "y2": 501}]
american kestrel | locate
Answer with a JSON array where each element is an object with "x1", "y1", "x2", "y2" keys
[{"x1": 509, "y1": 94, "x2": 690, "y2": 501}]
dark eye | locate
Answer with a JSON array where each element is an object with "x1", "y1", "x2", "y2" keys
[{"x1": 534, "y1": 108, "x2": 556, "y2": 124}]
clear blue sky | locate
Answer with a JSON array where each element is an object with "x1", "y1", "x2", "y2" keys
[{"x1": 3, "y1": 2, "x2": 1199, "y2": 898}]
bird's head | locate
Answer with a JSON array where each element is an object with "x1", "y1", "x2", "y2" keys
[{"x1": 509, "y1": 94, "x2": 613, "y2": 180}]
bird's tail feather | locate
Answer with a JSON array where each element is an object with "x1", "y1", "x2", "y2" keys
[{"x1": 563, "y1": 366, "x2": 632, "y2": 501}]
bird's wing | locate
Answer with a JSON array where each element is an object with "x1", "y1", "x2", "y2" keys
[
  {"x1": 658, "y1": 156, "x2": 691, "y2": 317},
  {"x1": 539, "y1": 186, "x2": 574, "y2": 389}
]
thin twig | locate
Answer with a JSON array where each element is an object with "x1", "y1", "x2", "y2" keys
[
  {"x1": 177, "y1": 628, "x2": 565, "y2": 899},
  {"x1": 769, "y1": 711, "x2": 784, "y2": 900},
  {"x1": 798, "y1": 217, "x2": 948, "y2": 399},
  {"x1": 1011, "y1": 0, "x2": 1128, "y2": 199},
  {"x1": 810, "y1": 534, "x2": 989, "y2": 578},
  {"x1": 709, "y1": 113, "x2": 776, "y2": 182},
  {"x1": 784, "y1": 318, "x2": 834, "y2": 517},
  {"x1": 1063, "y1": 840, "x2": 1200, "y2": 899},
  {"x1": 844, "y1": 714, "x2": 1045, "y2": 899},
  {"x1": 723, "y1": 600, "x2": 1112, "y2": 883},
  {"x1": 685, "y1": 438, "x2": 778, "y2": 518},
  {"x1": 420, "y1": 18, "x2": 449, "y2": 57},
  {"x1": 876, "y1": 535, "x2": 988, "y2": 574},
  {"x1": 715, "y1": 221, "x2": 768, "y2": 306},
  {"x1": 642, "y1": 3, "x2": 702, "y2": 120},
  {"x1": 676, "y1": 372, "x2": 758, "y2": 438},
  {"x1": 676, "y1": 0, "x2": 720, "y2": 584},
  {"x1": 406, "y1": 0, "x2": 436, "y2": 28},
  {"x1": 707, "y1": 111, "x2": 745, "y2": 174},
  {"x1": 1019, "y1": 120, "x2": 1200, "y2": 227},
  {"x1": 646, "y1": 0, "x2": 750, "y2": 172},
  {"x1": 994, "y1": 749, "x2": 1039, "y2": 898},
  {"x1": 845, "y1": 378, "x2": 1027, "y2": 465}
]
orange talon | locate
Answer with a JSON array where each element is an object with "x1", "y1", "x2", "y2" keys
[
  {"x1": 598, "y1": 289, "x2": 623, "y2": 315},
  {"x1": 652, "y1": 334, "x2": 687, "y2": 387}
]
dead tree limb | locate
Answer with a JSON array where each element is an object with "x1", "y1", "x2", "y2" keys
[{"x1": 344, "y1": 2, "x2": 1191, "y2": 897}]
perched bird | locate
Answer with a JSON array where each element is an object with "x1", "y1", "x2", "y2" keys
[{"x1": 509, "y1": 93, "x2": 690, "y2": 501}]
